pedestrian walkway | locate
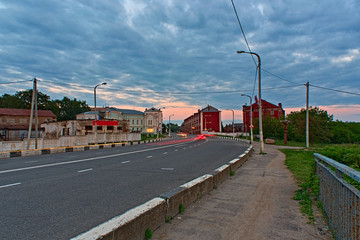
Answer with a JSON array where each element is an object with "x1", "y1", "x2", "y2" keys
[{"x1": 153, "y1": 143, "x2": 332, "y2": 240}]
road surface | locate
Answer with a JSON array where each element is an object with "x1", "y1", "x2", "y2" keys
[{"x1": 0, "y1": 136, "x2": 249, "y2": 239}]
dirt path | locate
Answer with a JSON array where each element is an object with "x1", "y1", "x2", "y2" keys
[{"x1": 153, "y1": 143, "x2": 332, "y2": 240}]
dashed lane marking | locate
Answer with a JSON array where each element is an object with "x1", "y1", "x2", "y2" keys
[
  {"x1": 0, "y1": 182, "x2": 21, "y2": 189},
  {"x1": 78, "y1": 168, "x2": 93, "y2": 173}
]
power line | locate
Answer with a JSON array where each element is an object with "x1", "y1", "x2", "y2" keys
[
  {"x1": 262, "y1": 68, "x2": 300, "y2": 85},
  {"x1": 0, "y1": 79, "x2": 33, "y2": 85},
  {"x1": 310, "y1": 84, "x2": 360, "y2": 96},
  {"x1": 230, "y1": 0, "x2": 256, "y2": 66},
  {"x1": 40, "y1": 79, "x2": 303, "y2": 95}
]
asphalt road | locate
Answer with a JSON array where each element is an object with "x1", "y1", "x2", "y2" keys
[{"x1": 0, "y1": 136, "x2": 249, "y2": 240}]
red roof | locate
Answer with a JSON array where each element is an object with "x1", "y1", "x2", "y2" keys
[{"x1": 0, "y1": 108, "x2": 57, "y2": 118}]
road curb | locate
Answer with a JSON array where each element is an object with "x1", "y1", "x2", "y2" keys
[{"x1": 72, "y1": 144, "x2": 253, "y2": 240}]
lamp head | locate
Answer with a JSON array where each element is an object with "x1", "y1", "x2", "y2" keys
[
  {"x1": 102, "y1": 82, "x2": 107, "y2": 85},
  {"x1": 237, "y1": 51, "x2": 245, "y2": 54}
]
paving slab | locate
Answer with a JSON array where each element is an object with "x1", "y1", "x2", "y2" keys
[{"x1": 153, "y1": 143, "x2": 332, "y2": 240}]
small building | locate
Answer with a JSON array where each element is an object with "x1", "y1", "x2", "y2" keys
[
  {"x1": 181, "y1": 105, "x2": 222, "y2": 134},
  {"x1": 224, "y1": 123, "x2": 243, "y2": 133},
  {"x1": 41, "y1": 119, "x2": 129, "y2": 138},
  {"x1": 0, "y1": 108, "x2": 56, "y2": 141},
  {"x1": 144, "y1": 107, "x2": 164, "y2": 134},
  {"x1": 242, "y1": 98, "x2": 285, "y2": 133}
]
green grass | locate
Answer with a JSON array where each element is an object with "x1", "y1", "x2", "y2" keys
[
  {"x1": 145, "y1": 228, "x2": 152, "y2": 239},
  {"x1": 281, "y1": 149, "x2": 318, "y2": 222},
  {"x1": 179, "y1": 203, "x2": 185, "y2": 214}
]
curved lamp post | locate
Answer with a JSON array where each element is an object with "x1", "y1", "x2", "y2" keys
[
  {"x1": 237, "y1": 51, "x2": 264, "y2": 153},
  {"x1": 94, "y1": 82, "x2": 107, "y2": 144},
  {"x1": 241, "y1": 94, "x2": 253, "y2": 144}
]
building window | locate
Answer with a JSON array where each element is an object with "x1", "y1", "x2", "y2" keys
[
  {"x1": 85, "y1": 126, "x2": 93, "y2": 131},
  {"x1": 97, "y1": 126, "x2": 102, "y2": 131},
  {"x1": 107, "y1": 126, "x2": 114, "y2": 131},
  {"x1": 7, "y1": 118, "x2": 15, "y2": 123},
  {"x1": 270, "y1": 111, "x2": 274, "y2": 115},
  {"x1": 137, "y1": 119, "x2": 139, "y2": 125},
  {"x1": 117, "y1": 126, "x2": 122, "y2": 131},
  {"x1": 132, "y1": 119, "x2": 135, "y2": 124},
  {"x1": 19, "y1": 118, "x2": 28, "y2": 124}
]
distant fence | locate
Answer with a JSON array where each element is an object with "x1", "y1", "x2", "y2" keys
[
  {"x1": 0, "y1": 133, "x2": 141, "y2": 152},
  {"x1": 315, "y1": 153, "x2": 360, "y2": 240}
]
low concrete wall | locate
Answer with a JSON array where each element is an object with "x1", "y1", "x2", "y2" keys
[
  {"x1": 0, "y1": 133, "x2": 141, "y2": 152},
  {"x1": 211, "y1": 164, "x2": 231, "y2": 188},
  {"x1": 72, "y1": 198, "x2": 167, "y2": 240},
  {"x1": 72, "y1": 144, "x2": 253, "y2": 240}
]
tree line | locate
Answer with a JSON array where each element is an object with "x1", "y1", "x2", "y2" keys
[
  {"x1": 0, "y1": 90, "x2": 90, "y2": 121},
  {"x1": 252, "y1": 107, "x2": 360, "y2": 144}
]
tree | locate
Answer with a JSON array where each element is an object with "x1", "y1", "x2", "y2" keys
[
  {"x1": 54, "y1": 97, "x2": 90, "y2": 121},
  {"x1": 0, "y1": 90, "x2": 90, "y2": 121},
  {"x1": 287, "y1": 107, "x2": 333, "y2": 143},
  {"x1": 0, "y1": 89, "x2": 52, "y2": 110}
]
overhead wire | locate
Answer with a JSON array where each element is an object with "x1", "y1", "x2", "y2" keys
[
  {"x1": 0, "y1": 79, "x2": 33, "y2": 85},
  {"x1": 310, "y1": 84, "x2": 360, "y2": 96}
]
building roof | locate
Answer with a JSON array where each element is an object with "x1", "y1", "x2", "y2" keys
[
  {"x1": 243, "y1": 99, "x2": 283, "y2": 110},
  {"x1": 144, "y1": 107, "x2": 162, "y2": 112},
  {"x1": 201, "y1": 105, "x2": 220, "y2": 112},
  {"x1": 0, "y1": 108, "x2": 56, "y2": 118},
  {"x1": 110, "y1": 108, "x2": 144, "y2": 115}
]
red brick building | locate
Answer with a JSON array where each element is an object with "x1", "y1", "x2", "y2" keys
[
  {"x1": 181, "y1": 105, "x2": 221, "y2": 134},
  {"x1": 0, "y1": 108, "x2": 56, "y2": 141},
  {"x1": 243, "y1": 99, "x2": 285, "y2": 133}
]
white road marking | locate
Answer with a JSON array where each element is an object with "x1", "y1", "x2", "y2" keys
[
  {"x1": 0, "y1": 141, "x2": 195, "y2": 175},
  {"x1": 163, "y1": 152, "x2": 168, "y2": 154},
  {"x1": 161, "y1": 168, "x2": 174, "y2": 171},
  {"x1": 175, "y1": 149, "x2": 178, "y2": 152},
  {"x1": 121, "y1": 161, "x2": 131, "y2": 164},
  {"x1": 25, "y1": 161, "x2": 38, "y2": 163},
  {"x1": 0, "y1": 182, "x2": 21, "y2": 189},
  {"x1": 146, "y1": 156, "x2": 153, "y2": 158},
  {"x1": 78, "y1": 168, "x2": 93, "y2": 173}
]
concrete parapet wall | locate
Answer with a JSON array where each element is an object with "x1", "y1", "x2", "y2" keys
[
  {"x1": 0, "y1": 133, "x2": 141, "y2": 152},
  {"x1": 72, "y1": 198, "x2": 167, "y2": 240},
  {"x1": 211, "y1": 164, "x2": 231, "y2": 187},
  {"x1": 72, "y1": 144, "x2": 253, "y2": 240}
]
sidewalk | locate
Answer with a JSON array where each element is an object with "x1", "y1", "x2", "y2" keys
[{"x1": 153, "y1": 143, "x2": 332, "y2": 240}]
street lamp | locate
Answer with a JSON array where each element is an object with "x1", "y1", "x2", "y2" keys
[
  {"x1": 241, "y1": 94, "x2": 253, "y2": 144},
  {"x1": 226, "y1": 109, "x2": 235, "y2": 139},
  {"x1": 94, "y1": 82, "x2": 107, "y2": 144},
  {"x1": 237, "y1": 51, "x2": 264, "y2": 153},
  {"x1": 168, "y1": 114, "x2": 174, "y2": 138}
]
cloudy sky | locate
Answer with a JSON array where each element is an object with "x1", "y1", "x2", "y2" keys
[{"x1": 0, "y1": 0, "x2": 359, "y2": 123}]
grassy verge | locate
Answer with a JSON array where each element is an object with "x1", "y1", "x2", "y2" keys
[{"x1": 281, "y1": 149, "x2": 319, "y2": 222}]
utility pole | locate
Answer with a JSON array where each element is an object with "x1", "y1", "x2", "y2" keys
[
  {"x1": 35, "y1": 78, "x2": 38, "y2": 149},
  {"x1": 26, "y1": 78, "x2": 36, "y2": 150},
  {"x1": 305, "y1": 81, "x2": 309, "y2": 149}
]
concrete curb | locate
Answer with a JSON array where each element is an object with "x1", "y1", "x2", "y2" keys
[
  {"x1": 71, "y1": 198, "x2": 167, "y2": 240},
  {"x1": 0, "y1": 139, "x2": 162, "y2": 160},
  {"x1": 72, "y1": 145, "x2": 253, "y2": 240}
]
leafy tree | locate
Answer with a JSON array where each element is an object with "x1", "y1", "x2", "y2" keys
[
  {"x1": 0, "y1": 94, "x2": 23, "y2": 108},
  {"x1": 54, "y1": 97, "x2": 90, "y2": 121},
  {"x1": 329, "y1": 121, "x2": 360, "y2": 144},
  {"x1": 0, "y1": 90, "x2": 90, "y2": 121},
  {"x1": 287, "y1": 107, "x2": 333, "y2": 143}
]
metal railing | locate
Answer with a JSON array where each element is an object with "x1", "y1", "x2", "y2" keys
[{"x1": 314, "y1": 153, "x2": 360, "y2": 240}]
